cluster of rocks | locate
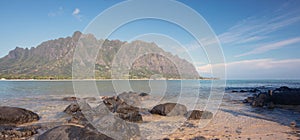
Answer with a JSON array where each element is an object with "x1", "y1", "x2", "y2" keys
[
  {"x1": 1, "y1": 91, "x2": 214, "y2": 139},
  {"x1": 243, "y1": 86, "x2": 300, "y2": 109}
]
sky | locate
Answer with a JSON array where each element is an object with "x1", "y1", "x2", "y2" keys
[{"x1": 0, "y1": 0, "x2": 300, "y2": 79}]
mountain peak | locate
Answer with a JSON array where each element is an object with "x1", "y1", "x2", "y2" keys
[{"x1": 72, "y1": 31, "x2": 82, "y2": 41}]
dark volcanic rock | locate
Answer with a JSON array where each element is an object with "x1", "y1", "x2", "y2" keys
[
  {"x1": 116, "y1": 105, "x2": 143, "y2": 122},
  {"x1": 117, "y1": 92, "x2": 141, "y2": 106},
  {"x1": 0, "y1": 106, "x2": 39, "y2": 125},
  {"x1": 271, "y1": 87, "x2": 300, "y2": 105},
  {"x1": 102, "y1": 96, "x2": 143, "y2": 122},
  {"x1": 244, "y1": 86, "x2": 300, "y2": 108},
  {"x1": 150, "y1": 103, "x2": 187, "y2": 116},
  {"x1": 249, "y1": 88, "x2": 260, "y2": 93},
  {"x1": 102, "y1": 96, "x2": 124, "y2": 112},
  {"x1": 191, "y1": 136, "x2": 207, "y2": 140},
  {"x1": 37, "y1": 125, "x2": 113, "y2": 140},
  {"x1": 185, "y1": 110, "x2": 213, "y2": 120},
  {"x1": 63, "y1": 102, "x2": 97, "y2": 128},
  {"x1": 62, "y1": 96, "x2": 78, "y2": 101},
  {"x1": 0, "y1": 125, "x2": 41, "y2": 139},
  {"x1": 91, "y1": 115, "x2": 141, "y2": 140},
  {"x1": 139, "y1": 92, "x2": 149, "y2": 97},
  {"x1": 251, "y1": 93, "x2": 270, "y2": 107},
  {"x1": 118, "y1": 111, "x2": 143, "y2": 123},
  {"x1": 64, "y1": 103, "x2": 81, "y2": 115},
  {"x1": 276, "y1": 86, "x2": 291, "y2": 91},
  {"x1": 240, "y1": 90, "x2": 247, "y2": 93},
  {"x1": 243, "y1": 97, "x2": 254, "y2": 103}
]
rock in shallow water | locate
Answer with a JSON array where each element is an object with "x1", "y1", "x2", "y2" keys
[
  {"x1": 0, "y1": 106, "x2": 39, "y2": 125},
  {"x1": 62, "y1": 96, "x2": 78, "y2": 101},
  {"x1": 37, "y1": 125, "x2": 114, "y2": 140},
  {"x1": 150, "y1": 103, "x2": 187, "y2": 116}
]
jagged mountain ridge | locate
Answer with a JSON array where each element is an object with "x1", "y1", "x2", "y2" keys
[{"x1": 0, "y1": 31, "x2": 200, "y2": 79}]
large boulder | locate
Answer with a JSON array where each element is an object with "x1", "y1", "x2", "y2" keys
[
  {"x1": 185, "y1": 110, "x2": 213, "y2": 120},
  {"x1": 0, "y1": 106, "x2": 39, "y2": 125},
  {"x1": 150, "y1": 103, "x2": 187, "y2": 116},
  {"x1": 37, "y1": 125, "x2": 113, "y2": 140}
]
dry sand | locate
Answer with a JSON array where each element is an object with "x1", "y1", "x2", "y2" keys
[{"x1": 165, "y1": 94, "x2": 300, "y2": 140}]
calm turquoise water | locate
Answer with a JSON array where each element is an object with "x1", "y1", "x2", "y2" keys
[{"x1": 0, "y1": 80, "x2": 299, "y2": 100}]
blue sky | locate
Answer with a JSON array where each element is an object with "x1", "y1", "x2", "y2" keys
[{"x1": 0, "y1": 0, "x2": 300, "y2": 79}]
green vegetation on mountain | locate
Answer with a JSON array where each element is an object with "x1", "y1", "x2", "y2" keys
[{"x1": 0, "y1": 31, "x2": 201, "y2": 80}]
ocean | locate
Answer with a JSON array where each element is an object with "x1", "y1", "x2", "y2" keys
[{"x1": 0, "y1": 80, "x2": 299, "y2": 99}]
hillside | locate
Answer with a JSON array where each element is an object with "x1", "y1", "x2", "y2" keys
[{"x1": 0, "y1": 31, "x2": 200, "y2": 79}]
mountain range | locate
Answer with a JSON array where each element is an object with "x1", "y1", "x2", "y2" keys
[{"x1": 0, "y1": 31, "x2": 201, "y2": 79}]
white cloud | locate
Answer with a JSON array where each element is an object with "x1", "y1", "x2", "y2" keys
[
  {"x1": 236, "y1": 37, "x2": 300, "y2": 57},
  {"x1": 197, "y1": 59, "x2": 300, "y2": 79},
  {"x1": 72, "y1": 8, "x2": 80, "y2": 15},
  {"x1": 72, "y1": 8, "x2": 82, "y2": 21},
  {"x1": 218, "y1": 7, "x2": 300, "y2": 46}
]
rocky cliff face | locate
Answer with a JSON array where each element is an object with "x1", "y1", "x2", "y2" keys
[{"x1": 0, "y1": 31, "x2": 200, "y2": 79}]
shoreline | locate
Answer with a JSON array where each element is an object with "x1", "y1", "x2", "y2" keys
[{"x1": 0, "y1": 78, "x2": 217, "y2": 82}]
